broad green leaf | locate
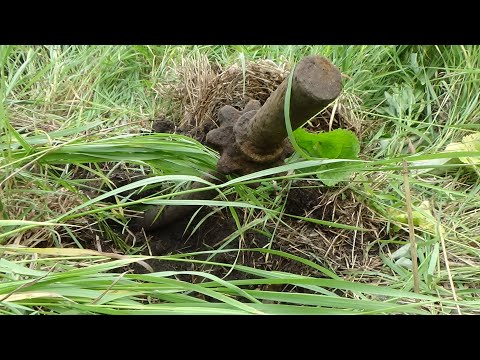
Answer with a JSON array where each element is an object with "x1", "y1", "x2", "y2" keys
[
  {"x1": 293, "y1": 128, "x2": 360, "y2": 186},
  {"x1": 294, "y1": 128, "x2": 360, "y2": 159}
]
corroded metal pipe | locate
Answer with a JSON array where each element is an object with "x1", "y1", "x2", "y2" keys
[
  {"x1": 139, "y1": 55, "x2": 342, "y2": 232},
  {"x1": 136, "y1": 172, "x2": 225, "y2": 231},
  {"x1": 242, "y1": 56, "x2": 342, "y2": 153},
  {"x1": 206, "y1": 55, "x2": 342, "y2": 175}
]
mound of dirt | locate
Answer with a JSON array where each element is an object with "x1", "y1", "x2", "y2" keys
[
  {"x1": 80, "y1": 127, "x2": 386, "y2": 279},
  {"x1": 166, "y1": 57, "x2": 288, "y2": 129},
  {"x1": 159, "y1": 56, "x2": 362, "y2": 141},
  {"x1": 73, "y1": 57, "x2": 386, "y2": 279}
]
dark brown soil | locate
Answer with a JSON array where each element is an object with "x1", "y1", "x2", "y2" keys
[
  {"x1": 72, "y1": 113, "x2": 385, "y2": 280},
  {"x1": 129, "y1": 209, "x2": 276, "y2": 279},
  {"x1": 76, "y1": 204, "x2": 319, "y2": 286},
  {"x1": 152, "y1": 115, "x2": 215, "y2": 144},
  {"x1": 285, "y1": 185, "x2": 328, "y2": 219}
]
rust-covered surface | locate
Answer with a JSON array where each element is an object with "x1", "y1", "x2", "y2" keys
[{"x1": 206, "y1": 56, "x2": 342, "y2": 176}]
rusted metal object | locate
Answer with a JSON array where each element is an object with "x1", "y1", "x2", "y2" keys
[
  {"x1": 136, "y1": 172, "x2": 225, "y2": 231},
  {"x1": 139, "y1": 55, "x2": 342, "y2": 231},
  {"x1": 206, "y1": 55, "x2": 342, "y2": 175}
]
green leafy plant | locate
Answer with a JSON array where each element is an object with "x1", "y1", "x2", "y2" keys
[{"x1": 293, "y1": 128, "x2": 361, "y2": 186}]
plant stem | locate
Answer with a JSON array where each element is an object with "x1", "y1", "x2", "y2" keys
[{"x1": 402, "y1": 159, "x2": 420, "y2": 293}]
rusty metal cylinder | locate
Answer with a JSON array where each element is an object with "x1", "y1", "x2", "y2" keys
[
  {"x1": 235, "y1": 56, "x2": 342, "y2": 160},
  {"x1": 137, "y1": 173, "x2": 225, "y2": 231}
]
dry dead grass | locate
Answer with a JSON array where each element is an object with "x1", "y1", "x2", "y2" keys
[
  {"x1": 162, "y1": 55, "x2": 288, "y2": 127},
  {"x1": 279, "y1": 181, "x2": 388, "y2": 274}
]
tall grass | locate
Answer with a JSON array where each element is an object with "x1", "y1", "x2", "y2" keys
[{"x1": 1, "y1": 45, "x2": 479, "y2": 314}]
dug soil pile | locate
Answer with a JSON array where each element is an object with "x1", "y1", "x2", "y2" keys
[{"x1": 79, "y1": 57, "x2": 387, "y2": 280}]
